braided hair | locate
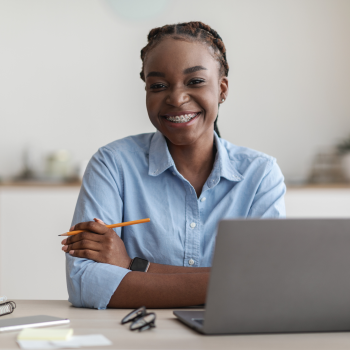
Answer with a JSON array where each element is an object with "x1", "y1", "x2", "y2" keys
[{"x1": 140, "y1": 22, "x2": 229, "y2": 137}]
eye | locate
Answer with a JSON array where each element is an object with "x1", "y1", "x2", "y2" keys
[
  {"x1": 188, "y1": 78, "x2": 205, "y2": 86},
  {"x1": 150, "y1": 83, "x2": 166, "y2": 90}
]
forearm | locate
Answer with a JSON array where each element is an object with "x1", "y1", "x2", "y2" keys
[
  {"x1": 108, "y1": 271, "x2": 209, "y2": 308},
  {"x1": 148, "y1": 262, "x2": 210, "y2": 274}
]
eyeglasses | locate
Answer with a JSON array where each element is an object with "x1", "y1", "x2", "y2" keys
[{"x1": 121, "y1": 306, "x2": 156, "y2": 332}]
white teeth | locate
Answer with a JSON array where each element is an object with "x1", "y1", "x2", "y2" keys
[{"x1": 165, "y1": 113, "x2": 198, "y2": 123}]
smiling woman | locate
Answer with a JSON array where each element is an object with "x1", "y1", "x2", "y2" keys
[{"x1": 64, "y1": 22, "x2": 286, "y2": 309}]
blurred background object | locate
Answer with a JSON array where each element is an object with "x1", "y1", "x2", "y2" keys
[
  {"x1": 12, "y1": 147, "x2": 78, "y2": 183},
  {"x1": 337, "y1": 135, "x2": 350, "y2": 181},
  {"x1": 308, "y1": 149, "x2": 346, "y2": 184},
  {"x1": 342, "y1": 155, "x2": 350, "y2": 182},
  {"x1": 14, "y1": 148, "x2": 36, "y2": 181},
  {"x1": 45, "y1": 150, "x2": 73, "y2": 181}
]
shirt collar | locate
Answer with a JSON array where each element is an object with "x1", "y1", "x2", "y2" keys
[
  {"x1": 148, "y1": 130, "x2": 244, "y2": 182},
  {"x1": 148, "y1": 131, "x2": 174, "y2": 176},
  {"x1": 213, "y1": 132, "x2": 244, "y2": 182}
]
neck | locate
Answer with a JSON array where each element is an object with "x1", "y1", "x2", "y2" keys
[{"x1": 166, "y1": 130, "x2": 216, "y2": 197}]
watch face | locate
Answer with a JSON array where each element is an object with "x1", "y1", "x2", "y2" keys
[{"x1": 130, "y1": 258, "x2": 149, "y2": 272}]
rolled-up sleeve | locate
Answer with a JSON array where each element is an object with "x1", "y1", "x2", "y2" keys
[
  {"x1": 248, "y1": 159, "x2": 286, "y2": 218},
  {"x1": 66, "y1": 147, "x2": 130, "y2": 309}
]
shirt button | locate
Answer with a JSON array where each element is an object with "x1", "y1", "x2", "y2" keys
[
  {"x1": 189, "y1": 259, "x2": 195, "y2": 265},
  {"x1": 200, "y1": 197, "x2": 206, "y2": 202},
  {"x1": 190, "y1": 222, "x2": 196, "y2": 228},
  {"x1": 172, "y1": 172, "x2": 176, "y2": 176}
]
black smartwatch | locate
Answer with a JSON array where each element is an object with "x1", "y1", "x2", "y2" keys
[{"x1": 129, "y1": 257, "x2": 150, "y2": 272}]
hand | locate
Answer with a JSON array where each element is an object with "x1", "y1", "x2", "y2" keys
[{"x1": 61, "y1": 219, "x2": 132, "y2": 269}]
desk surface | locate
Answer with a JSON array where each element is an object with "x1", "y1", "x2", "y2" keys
[{"x1": 1, "y1": 301, "x2": 350, "y2": 350}]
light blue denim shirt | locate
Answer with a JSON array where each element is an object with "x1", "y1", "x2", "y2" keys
[{"x1": 66, "y1": 131, "x2": 286, "y2": 309}]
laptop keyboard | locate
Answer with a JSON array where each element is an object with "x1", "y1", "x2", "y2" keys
[{"x1": 192, "y1": 318, "x2": 204, "y2": 325}]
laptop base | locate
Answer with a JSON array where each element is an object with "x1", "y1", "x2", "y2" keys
[{"x1": 173, "y1": 311, "x2": 205, "y2": 334}]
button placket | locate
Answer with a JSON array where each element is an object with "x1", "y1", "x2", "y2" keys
[{"x1": 183, "y1": 182, "x2": 200, "y2": 268}]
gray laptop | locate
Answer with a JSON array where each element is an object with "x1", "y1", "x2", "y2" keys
[{"x1": 174, "y1": 218, "x2": 350, "y2": 334}]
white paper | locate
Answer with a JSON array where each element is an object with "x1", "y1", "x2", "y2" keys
[
  {"x1": 17, "y1": 340, "x2": 66, "y2": 349},
  {"x1": 17, "y1": 334, "x2": 112, "y2": 349},
  {"x1": 52, "y1": 335, "x2": 112, "y2": 347}
]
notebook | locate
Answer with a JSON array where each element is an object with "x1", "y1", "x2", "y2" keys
[{"x1": 18, "y1": 328, "x2": 73, "y2": 340}]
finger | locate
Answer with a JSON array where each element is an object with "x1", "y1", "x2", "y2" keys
[
  {"x1": 69, "y1": 225, "x2": 75, "y2": 231},
  {"x1": 69, "y1": 249, "x2": 100, "y2": 262},
  {"x1": 94, "y1": 218, "x2": 106, "y2": 225},
  {"x1": 63, "y1": 239, "x2": 102, "y2": 253},
  {"x1": 73, "y1": 221, "x2": 109, "y2": 235},
  {"x1": 64, "y1": 231, "x2": 102, "y2": 246}
]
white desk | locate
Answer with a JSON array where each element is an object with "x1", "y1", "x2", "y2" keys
[{"x1": 1, "y1": 300, "x2": 350, "y2": 349}]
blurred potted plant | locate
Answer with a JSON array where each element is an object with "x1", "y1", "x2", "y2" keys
[{"x1": 337, "y1": 136, "x2": 350, "y2": 181}]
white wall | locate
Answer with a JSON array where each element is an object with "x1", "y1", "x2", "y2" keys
[{"x1": 1, "y1": 0, "x2": 350, "y2": 182}]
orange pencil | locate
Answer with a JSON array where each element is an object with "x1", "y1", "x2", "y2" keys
[{"x1": 59, "y1": 218, "x2": 151, "y2": 236}]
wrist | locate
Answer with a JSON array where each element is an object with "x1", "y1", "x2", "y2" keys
[{"x1": 123, "y1": 257, "x2": 132, "y2": 270}]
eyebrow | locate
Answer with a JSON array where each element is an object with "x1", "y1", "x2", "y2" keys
[
  {"x1": 146, "y1": 71, "x2": 165, "y2": 78},
  {"x1": 183, "y1": 65, "x2": 207, "y2": 74},
  {"x1": 146, "y1": 65, "x2": 208, "y2": 78}
]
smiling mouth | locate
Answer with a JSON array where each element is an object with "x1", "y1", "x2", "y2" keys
[{"x1": 163, "y1": 112, "x2": 200, "y2": 124}]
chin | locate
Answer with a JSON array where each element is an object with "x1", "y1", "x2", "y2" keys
[{"x1": 162, "y1": 130, "x2": 201, "y2": 146}]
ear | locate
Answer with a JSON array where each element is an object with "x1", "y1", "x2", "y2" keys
[{"x1": 218, "y1": 76, "x2": 229, "y2": 104}]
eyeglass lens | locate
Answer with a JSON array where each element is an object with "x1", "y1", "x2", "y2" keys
[
  {"x1": 130, "y1": 313, "x2": 156, "y2": 332},
  {"x1": 121, "y1": 306, "x2": 146, "y2": 324}
]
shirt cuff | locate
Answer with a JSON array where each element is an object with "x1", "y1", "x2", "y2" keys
[{"x1": 67, "y1": 254, "x2": 130, "y2": 310}]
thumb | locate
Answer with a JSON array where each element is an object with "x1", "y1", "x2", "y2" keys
[{"x1": 94, "y1": 218, "x2": 106, "y2": 225}]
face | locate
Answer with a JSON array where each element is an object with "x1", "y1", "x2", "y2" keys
[{"x1": 144, "y1": 38, "x2": 229, "y2": 147}]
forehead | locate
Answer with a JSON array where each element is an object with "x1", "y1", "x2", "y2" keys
[{"x1": 144, "y1": 38, "x2": 219, "y2": 76}]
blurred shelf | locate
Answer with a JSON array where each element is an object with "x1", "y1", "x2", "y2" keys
[{"x1": 286, "y1": 183, "x2": 350, "y2": 190}]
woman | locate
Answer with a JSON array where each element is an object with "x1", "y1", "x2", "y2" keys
[{"x1": 62, "y1": 22, "x2": 286, "y2": 309}]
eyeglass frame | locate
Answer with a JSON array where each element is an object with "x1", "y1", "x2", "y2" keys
[{"x1": 121, "y1": 306, "x2": 156, "y2": 332}]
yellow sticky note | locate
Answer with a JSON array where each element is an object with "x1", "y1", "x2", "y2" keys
[{"x1": 17, "y1": 328, "x2": 73, "y2": 340}]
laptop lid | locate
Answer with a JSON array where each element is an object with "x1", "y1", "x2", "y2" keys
[{"x1": 202, "y1": 218, "x2": 350, "y2": 334}]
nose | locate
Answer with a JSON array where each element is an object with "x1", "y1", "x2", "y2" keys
[{"x1": 165, "y1": 86, "x2": 190, "y2": 107}]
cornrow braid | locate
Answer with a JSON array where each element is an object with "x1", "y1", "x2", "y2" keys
[{"x1": 140, "y1": 22, "x2": 229, "y2": 137}]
